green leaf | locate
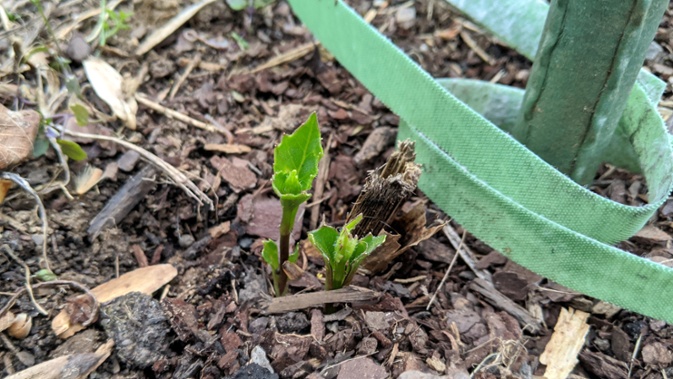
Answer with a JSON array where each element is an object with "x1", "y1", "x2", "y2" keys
[
  {"x1": 289, "y1": 245, "x2": 300, "y2": 263},
  {"x1": 342, "y1": 214, "x2": 363, "y2": 237},
  {"x1": 308, "y1": 225, "x2": 339, "y2": 261},
  {"x1": 226, "y1": 0, "x2": 247, "y2": 11},
  {"x1": 273, "y1": 170, "x2": 303, "y2": 197},
  {"x1": 33, "y1": 268, "x2": 57, "y2": 281},
  {"x1": 308, "y1": 214, "x2": 385, "y2": 291},
  {"x1": 70, "y1": 104, "x2": 89, "y2": 126},
  {"x1": 352, "y1": 234, "x2": 386, "y2": 264},
  {"x1": 272, "y1": 113, "x2": 323, "y2": 194},
  {"x1": 262, "y1": 239, "x2": 279, "y2": 270},
  {"x1": 33, "y1": 135, "x2": 49, "y2": 158},
  {"x1": 253, "y1": 0, "x2": 275, "y2": 9},
  {"x1": 57, "y1": 139, "x2": 87, "y2": 161},
  {"x1": 231, "y1": 32, "x2": 249, "y2": 50}
]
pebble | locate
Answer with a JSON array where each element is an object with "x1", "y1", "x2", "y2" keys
[{"x1": 249, "y1": 346, "x2": 275, "y2": 374}]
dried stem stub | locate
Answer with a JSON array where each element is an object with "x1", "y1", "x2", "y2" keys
[{"x1": 347, "y1": 140, "x2": 421, "y2": 237}]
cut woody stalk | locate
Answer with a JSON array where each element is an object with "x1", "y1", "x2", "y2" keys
[
  {"x1": 510, "y1": 0, "x2": 668, "y2": 184},
  {"x1": 262, "y1": 113, "x2": 323, "y2": 296}
]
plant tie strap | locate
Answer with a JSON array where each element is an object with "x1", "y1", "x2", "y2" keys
[{"x1": 288, "y1": 0, "x2": 673, "y2": 322}]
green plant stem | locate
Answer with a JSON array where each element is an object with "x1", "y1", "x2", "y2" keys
[
  {"x1": 511, "y1": 0, "x2": 668, "y2": 184},
  {"x1": 276, "y1": 203, "x2": 299, "y2": 296}
]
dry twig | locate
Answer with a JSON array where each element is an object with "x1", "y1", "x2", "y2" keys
[
  {"x1": 0, "y1": 172, "x2": 50, "y2": 271},
  {"x1": 62, "y1": 129, "x2": 213, "y2": 210}
]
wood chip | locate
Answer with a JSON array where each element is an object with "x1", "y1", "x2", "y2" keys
[
  {"x1": 634, "y1": 224, "x2": 672, "y2": 242},
  {"x1": 83, "y1": 57, "x2": 137, "y2": 129},
  {"x1": 208, "y1": 221, "x2": 231, "y2": 239},
  {"x1": 51, "y1": 265, "x2": 177, "y2": 338},
  {"x1": 0, "y1": 310, "x2": 15, "y2": 332},
  {"x1": 135, "y1": 0, "x2": 217, "y2": 55},
  {"x1": 204, "y1": 143, "x2": 252, "y2": 154},
  {"x1": 0, "y1": 104, "x2": 40, "y2": 170},
  {"x1": 468, "y1": 278, "x2": 542, "y2": 333},
  {"x1": 262, "y1": 286, "x2": 381, "y2": 314},
  {"x1": 87, "y1": 166, "x2": 158, "y2": 239},
  {"x1": 6, "y1": 339, "x2": 114, "y2": 379},
  {"x1": 540, "y1": 308, "x2": 590, "y2": 379}
]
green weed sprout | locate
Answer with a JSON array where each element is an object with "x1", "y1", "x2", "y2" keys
[
  {"x1": 262, "y1": 113, "x2": 323, "y2": 296},
  {"x1": 309, "y1": 214, "x2": 386, "y2": 291}
]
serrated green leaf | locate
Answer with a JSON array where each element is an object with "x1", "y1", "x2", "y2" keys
[
  {"x1": 70, "y1": 104, "x2": 89, "y2": 126},
  {"x1": 308, "y1": 214, "x2": 385, "y2": 291},
  {"x1": 273, "y1": 170, "x2": 303, "y2": 197},
  {"x1": 308, "y1": 225, "x2": 339, "y2": 261},
  {"x1": 57, "y1": 139, "x2": 87, "y2": 161},
  {"x1": 342, "y1": 214, "x2": 363, "y2": 237},
  {"x1": 352, "y1": 234, "x2": 386, "y2": 264},
  {"x1": 273, "y1": 113, "x2": 323, "y2": 194},
  {"x1": 262, "y1": 239, "x2": 279, "y2": 270}
]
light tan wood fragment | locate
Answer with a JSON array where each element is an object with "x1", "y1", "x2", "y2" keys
[
  {"x1": 204, "y1": 144, "x2": 252, "y2": 154},
  {"x1": 0, "y1": 310, "x2": 15, "y2": 332},
  {"x1": 6, "y1": 339, "x2": 113, "y2": 379},
  {"x1": 135, "y1": 0, "x2": 217, "y2": 55},
  {"x1": 208, "y1": 221, "x2": 231, "y2": 239},
  {"x1": 540, "y1": 307, "x2": 591, "y2": 379},
  {"x1": 52, "y1": 264, "x2": 177, "y2": 338}
]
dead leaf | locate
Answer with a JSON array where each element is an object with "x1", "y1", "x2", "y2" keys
[
  {"x1": 83, "y1": 57, "x2": 137, "y2": 129},
  {"x1": 73, "y1": 165, "x2": 103, "y2": 195},
  {"x1": 362, "y1": 201, "x2": 445, "y2": 274},
  {"x1": 0, "y1": 104, "x2": 40, "y2": 170},
  {"x1": 0, "y1": 179, "x2": 13, "y2": 203}
]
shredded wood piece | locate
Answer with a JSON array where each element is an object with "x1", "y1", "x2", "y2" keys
[{"x1": 540, "y1": 307, "x2": 590, "y2": 379}]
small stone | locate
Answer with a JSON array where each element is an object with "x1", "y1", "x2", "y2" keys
[
  {"x1": 231, "y1": 363, "x2": 278, "y2": 379},
  {"x1": 364, "y1": 311, "x2": 391, "y2": 331},
  {"x1": 15, "y1": 351, "x2": 35, "y2": 366},
  {"x1": 178, "y1": 234, "x2": 195, "y2": 248},
  {"x1": 645, "y1": 41, "x2": 664, "y2": 61},
  {"x1": 66, "y1": 33, "x2": 91, "y2": 63},
  {"x1": 395, "y1": 7, "x2": 416, "y2": 29},
  {"x1": 250, "y1": 346, "x2": 275, "y2": 374},
  {"x1": 357, "y1": 337, "x2": 378, "y2": 355},
  {"x1": 249, "y1": 317, "x2": 269, "y2": 335},
  {"x1": 337, "y1": 357, "x2": 388, "y2": 379},
  {"x1": 117, "y1": 150, "x2": 140, "y2": 172},
  {"x1": 642, "y1": 342, "x2": 673, "y2": 365},
  {"x1": 426, "y1": 356, "x2": 446, "y2": 373}
]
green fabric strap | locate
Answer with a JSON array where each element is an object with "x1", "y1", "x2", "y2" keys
[{"x1": 288, "y1": 0, "x2": 673, "y2": 322}]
